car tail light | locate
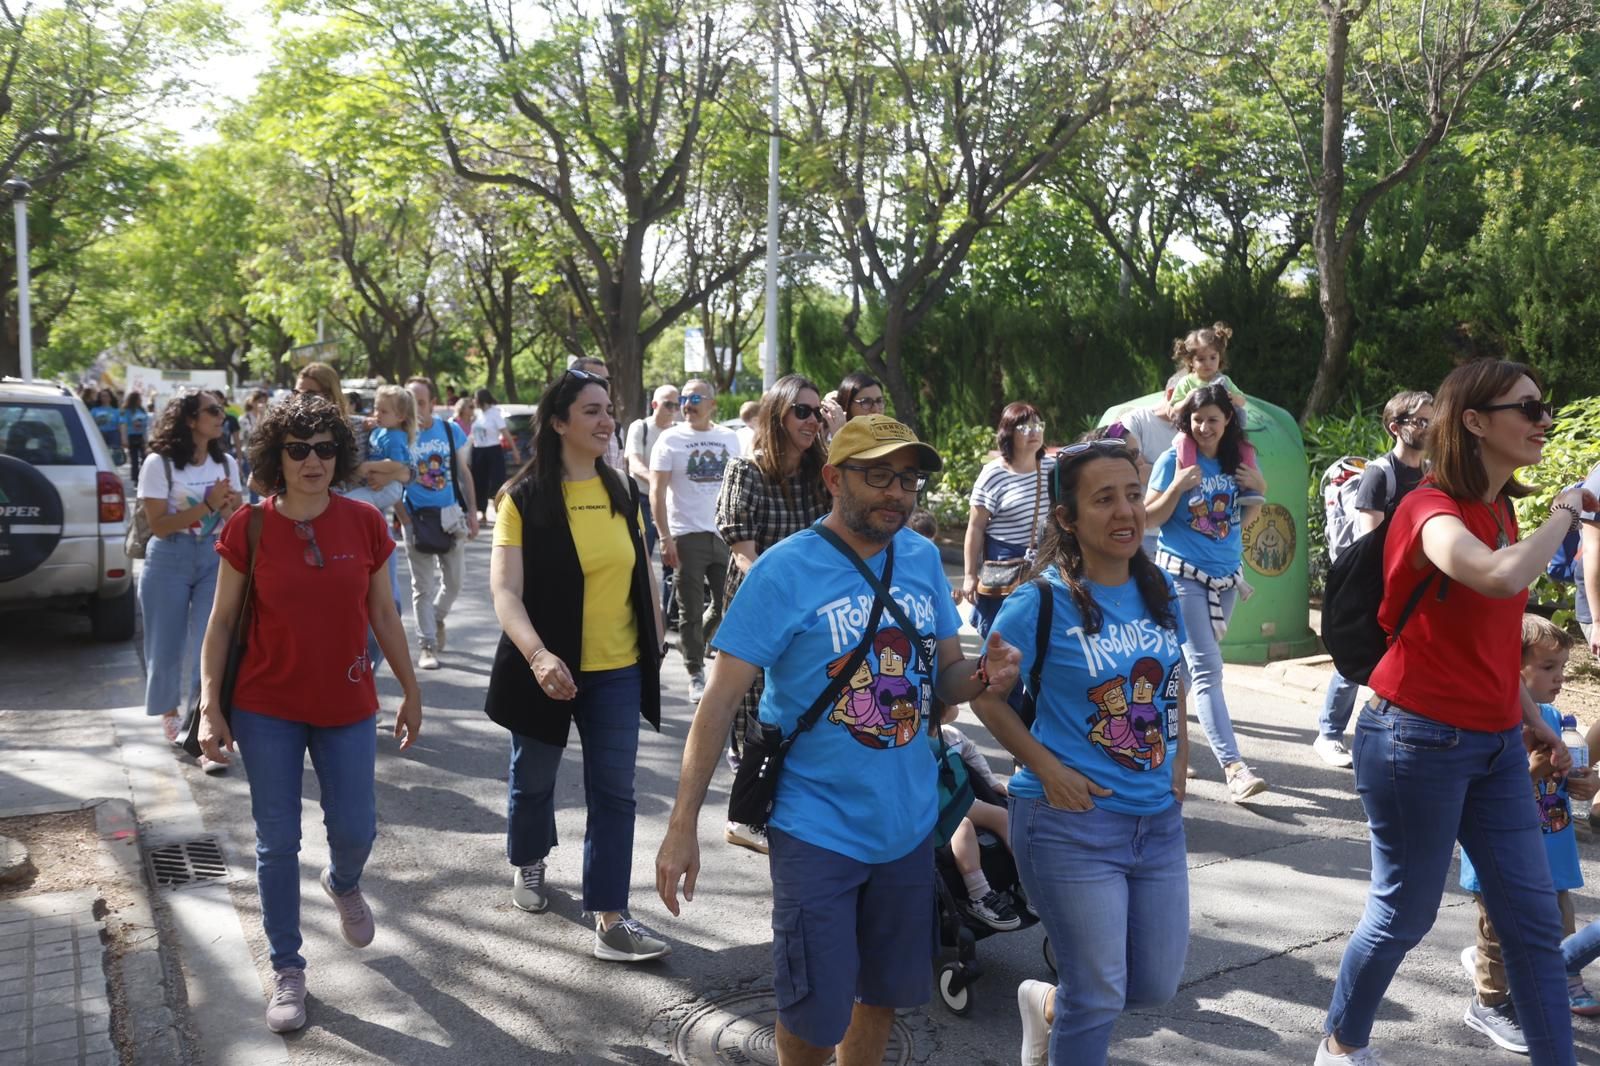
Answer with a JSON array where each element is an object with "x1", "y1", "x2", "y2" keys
[
  {"x1": 106, "y1": 569, "x2": 127, "y2": 578},
  {"x1": 98, "y1": 472, "x2": 126, "y2": 523}
]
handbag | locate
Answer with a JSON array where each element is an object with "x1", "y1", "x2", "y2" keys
[
  {"x1": 182, "y1": 505, "x2": 264, "y2": 758},
  {"x1": 975, "y1": 465, "x2": 1045, "y2": 598},
  {"x1": 726, "y1": 545, "x2": 894, "y2": 827},
  {"x1": 124, "y1": 456, "x2": 173, "y2": 560}
]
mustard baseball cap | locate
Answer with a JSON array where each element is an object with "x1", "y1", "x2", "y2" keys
[{"x1": 826, "y1": 414, "x2": 943, "y2": 472}]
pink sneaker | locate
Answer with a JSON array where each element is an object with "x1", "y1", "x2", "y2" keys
[
  {"x1": 161, "y1": 712, "x2": 182, "y2": 745},
  {"x1": 320, "y1": 866, "x2": 374, "y2": 948}
]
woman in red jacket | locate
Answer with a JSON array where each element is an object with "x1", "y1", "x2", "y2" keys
[{"x1": 1318, "y1": 360, "x2": 1596, "y2": 1066}]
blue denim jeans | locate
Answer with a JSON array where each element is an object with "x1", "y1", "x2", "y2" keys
[
  {"x1": 1325, "y1": 699, "x2": 1573, "y2": 1063},
  {"x1": 1010, "y1": 797, "x2": 1189, "y2": 1065},
  {"x1": 1173, "y1": 576, "x2": 1239, "y2": 768},
  {"x1": 233, "y1": 707, "x2": 378, "y2": 972},
  {"x1": 1565, "y1": 918, "x2": 1600, "y2": 978},
  {"x1": 139, "y1": 533, "x2": 220, "y2": 717},
  {"x1": 506, "y1": 665, "x2": 642, "y2": 913},
  {"x1": 1319, "y1": 669, "x2": 1361, "y2": 740}
]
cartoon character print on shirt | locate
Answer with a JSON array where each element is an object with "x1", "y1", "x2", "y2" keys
[
  {"x1": 1085, "y1": 656, "x2": 1170, "y2": 772},
  {"x1": 1184, "y1": 472, "x2": 1237, "y2": 541},
  {"x1": 687, "y1": 444, "x2": 731, "y2": 485},
  {"x1": 822, "y1": 625, "x2": 930, "y2": 750},
  {"x1": 1536, "y1": 777, "x2": 1571, "y2": 834},
  {"x1": 417, "y1": 452, "x2": 448, "y2": 492}
]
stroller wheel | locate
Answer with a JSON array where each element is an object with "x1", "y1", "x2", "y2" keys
[
  {"x1": 938, "y1": 962, "x2": 973, "y2": 1015},
  {"x1": 1042, "y1": 936, "x2": 1057, "y2": 976}
]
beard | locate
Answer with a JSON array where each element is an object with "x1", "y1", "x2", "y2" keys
[{"x1": 839, "y1": 487, "x2": 909, "y2": 543}]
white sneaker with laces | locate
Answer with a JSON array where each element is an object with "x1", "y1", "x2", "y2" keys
[
  {"x1": 688, "y1": 672, "x2": 706, "y2": 704},
  {"x1": 1314, "y1": 1036, "x2": 1388, "y2": 1064},
  {"x1": 418, "y1": 647, "x2": 440, "y2": 671},
  {"x1": 199, "y1": 755, "x2": 227, "y2": 775},
  {"x1": 724, "y1": 822, "x2": 769, "y2": 854},
  {"x1": 511, "y1": 860, "x2": 549, "y2": 913},
  {"x1": 1313, "y1": 735, "x2": 1355, "y2": 768},
  {"x1": 1017, "y1": 979, "x2": 1052, "y2": 1066}
]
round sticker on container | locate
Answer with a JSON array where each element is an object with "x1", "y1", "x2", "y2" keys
[{"x1": 1242, "y1": 503, "x2": 1295, "y2": 578}]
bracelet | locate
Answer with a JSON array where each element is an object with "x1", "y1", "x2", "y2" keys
[
  {"x1": 526, "y1": 648, "x2": 546, "y2": 671},
  {"x1": 205, "y1": 498, "x2": 217, "y2": 513},
  {"x1": 1553, "y1": 503, "x2": 1580, "y2": 531},
  {"x1": 974, "y1": 654, "x2": 990, "y2": 687}
]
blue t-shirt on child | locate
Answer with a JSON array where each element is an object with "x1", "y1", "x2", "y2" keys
[
  {"x1": 403, "y1": 418, "x2": 466, "y2": 509},
  {"x1": 1459, "y1": 703, "x2": 1582, "y2": 894},
  {"x1": 1149, "y1": 447, "x2": 1242, "y2": 577},
  {"x1": 368, "y1": 427, "x2": 412, "y2": 467},
  {"x1": 990, "y1": 566, "x2": 1187, "y2": 817},
  {"x1": 712, "y1": 524, "x2": 963, "y2": 864}
]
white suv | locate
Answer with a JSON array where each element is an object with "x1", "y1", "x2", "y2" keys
[{"x1": 0, "y1": 377, "x2": 135, "y2": 640}]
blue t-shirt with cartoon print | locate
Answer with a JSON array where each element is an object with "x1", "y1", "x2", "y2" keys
[
  {"x1": 403, "y1": 417, "x2": 466, "y2": 509},
  {"x1": 712, "y1": 524, "x2": 963, "y2": 864},
  {"x1": 1460, "y1": 703, "x2": 1582, "y2": 894},
  {"x1": 990, "y1": 566, "x2": 1187, "y2": 817},
  {"x1": 1149, "y1": 447, "x2": 1242, "y2": 576},
  {"x1": 368, "y1": 427, "x2": 412, "y2": 467}
]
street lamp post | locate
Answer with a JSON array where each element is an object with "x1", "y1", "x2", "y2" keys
[{"x1": 5, "y1": 177, "x2": 32, "y2": 382}]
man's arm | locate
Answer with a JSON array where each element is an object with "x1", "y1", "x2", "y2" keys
[
  {"x1": 656, "y1": 653, "x2": 763, "y2": 914},
  {"x1": 454, "y1": 439, "x2": 479, "y2": 537},
  {"x1": 651, "y1": 468, "x2": 676, "y2": 567}
]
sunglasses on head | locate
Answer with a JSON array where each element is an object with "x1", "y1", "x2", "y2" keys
[
  {"x1": 561, "y1": 367, "x2": 608, "y2": 390},
  {"x1": 282, "y1": 440, "x2": 340, "y2": 461},
  {"x1": 1474, "y1": 399, "x2": 1553, "y2": 423},
  {"x1": 790, "y1": 402, "x2": 825, "y2": 422},
  {"x1": 1052, "y1": 437, "x2": 1132, "y2": 495}
]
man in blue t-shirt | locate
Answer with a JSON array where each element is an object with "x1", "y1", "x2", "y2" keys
[
  {"x1": 656, "y1": 415, "x2": 1022, "y2": 1066},
  {"x1": 401, "y1": 376, "x2": 478, "y2": 671}
]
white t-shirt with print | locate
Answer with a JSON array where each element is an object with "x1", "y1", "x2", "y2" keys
[
  {"x1": 137, "y1": 452, "x2": 242, "y2": 538},
  {"x1": 649, "y1": 423, "x2": 740, "y2": 536},
  {"x1": 469, "y1": 406, "x2": 507, "y2": 449}
]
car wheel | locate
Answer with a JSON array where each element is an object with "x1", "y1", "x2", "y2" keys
[
  {"x1": 89, "y1": 582, "x2": 136, "y2": 642},
  {"x1": 0, "y1": 454, "x2": 64, "y2": 582}
]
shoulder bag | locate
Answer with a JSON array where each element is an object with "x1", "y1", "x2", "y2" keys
[
  {"x1": 976, "y1": 465, "x2": 1044, "y2": 598},
  {"x1": 726, "y1": 542, "x2": 894, "y2": 827},
  {"x1": 182, "y1": 505, "x2": 264, "y2": 758},
  {"x1": 124, "y1": 455, "x2": 174, "y2": 560}
]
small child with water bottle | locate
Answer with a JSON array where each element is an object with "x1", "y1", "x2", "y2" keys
[{"x1": 1458, "y1": 615, "x2": 1600, "y2": 1054}]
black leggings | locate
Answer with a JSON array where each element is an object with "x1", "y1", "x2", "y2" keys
[
  {"x1": 470, "y1": 445, "x2": 507, "y2": 517},
  {"x1": 127, "y1": 437, "x2": 145, "y2": 485}
]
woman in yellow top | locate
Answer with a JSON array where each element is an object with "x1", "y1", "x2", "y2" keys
[{"x1": 483, "y1": 367, "x2": 668, "y2": 963}]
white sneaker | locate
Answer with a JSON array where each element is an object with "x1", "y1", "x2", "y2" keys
[
  {"x1": 418, "y1": 647, "x2": 440, "y2": 671},
  {"x1": 1313, "y1": 735, "x2": 1355, "y2": 768},
  {"x1": 724, "y1": 822, "x2": 769, "y2": 854},
  {"x1": 1314, "y1": 1037, "x2": 1388, "y2": 1064},
  {"x1": 199, "y1": 755, "x2": 227, "y2": 775},
  {"x1": 688, "y1": 672, "x2": 706, "y2": 704},
  {"x1": 1017, "y1": 979, "x2": 1052, "y2": 1066}
]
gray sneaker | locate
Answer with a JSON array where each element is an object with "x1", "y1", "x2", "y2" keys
[
  {"x1": 321, "y1": 866, "x2": 374, "y2": 948},
  {"x1": 594, "y1": 912, "x2": 671, "y2": 962},
  {"x1": 688, "y1": 672, "x2": 706, "y2": 704},
  {"x1": 265, "y1": 967, "x2": 307, "y2": 1032},
  {"x1": 435, "y1": 619, "x2": 447, "y2": 652},
  {"x1": 512, "y1": 861, "x2": 549, "y2": 913},
  {"x1": 1464, "y1": 996, "x2": 1528, "y2": 1055}
]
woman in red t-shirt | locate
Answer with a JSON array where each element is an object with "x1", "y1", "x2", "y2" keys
[
  {"x1": 195, "y1": 394, "x2": 422, "y2": 1036},
  {"x1": 1320, "y1": 361, "x2": 1596, "y2": 1066}
]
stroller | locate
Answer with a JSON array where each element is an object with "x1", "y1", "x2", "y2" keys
[{"x1": 932, "y1": 775, "x2": 1054, "y2": 1015}]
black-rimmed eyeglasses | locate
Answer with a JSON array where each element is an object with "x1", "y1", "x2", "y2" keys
[{"x1": 837, "y1": 463, "x2": 928, "y2": 492}]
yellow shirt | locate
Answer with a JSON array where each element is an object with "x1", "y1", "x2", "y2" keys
[{"x1": 494, "y1": 480, "x2": 640, "y2": 671}]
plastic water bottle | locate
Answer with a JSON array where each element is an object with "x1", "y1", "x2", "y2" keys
[{"x1": 1562, "y1": 715, "x2": 1590, "y2": 820}]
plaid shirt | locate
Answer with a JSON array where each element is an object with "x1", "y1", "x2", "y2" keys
[{"x1": 715, "y1": 454, "x2": 830, "y2": 748}]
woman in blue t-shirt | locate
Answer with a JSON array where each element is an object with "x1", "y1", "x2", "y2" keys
[
  {"x1": 122, "y1": 392, "x2": 150, "y2": 484},
  {"x1": 975, "y1": 437, "x2": 1190, "y2": 1066},
  {"x1": 1143, "y1": 384, "x2": 1268, "y2": 803}
]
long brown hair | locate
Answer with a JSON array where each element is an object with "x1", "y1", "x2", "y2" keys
[
  {"x1": 296, "y1": 362, "x2": 350, "y2": 420},
  {"x1": 1428, "y1": 359, "x2": 1542, "y2": 502},
  {"x1": 996, "y1": 401, "x2": 1044, "y2": 463},
  {"x1": 752, "y1": 374, "x2": 827, "y2": 502},
  {"x1": 1028, "y1": 446, "x2": 1176, "y2": 636}
]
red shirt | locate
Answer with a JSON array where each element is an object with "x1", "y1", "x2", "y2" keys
[
  {"x1": 217, "y1": 495, "x2": 393, "y2": 726},
  {"x1": 1368, "y1": 485, "x2": 1525, "y2": 732}
]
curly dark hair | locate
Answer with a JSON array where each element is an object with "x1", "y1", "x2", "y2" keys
[
  {"x1": 246, "y1": 394, "x2": 360, "y2": 494},
  {"x1": 149, "y1": 390, "x2": 229, "y2": 469}
]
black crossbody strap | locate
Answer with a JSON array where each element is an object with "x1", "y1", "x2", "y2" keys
[
  {"x1": 1029, "y1": 576, "x2": 1052, "y2": 700},
  {"x1": 813, "y1": 525, "x2": 935, "y2": 675},
  {"x1": 782, "y1": 548, "x2": 894, "y2": 747}
]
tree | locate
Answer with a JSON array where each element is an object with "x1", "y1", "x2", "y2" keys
[
  {"x1": 778, "y1": 0, "x2": 1174, "y2": 433},
  {"x1": 1243, "y1": 0, "x2": 1598, "y2": 420}
]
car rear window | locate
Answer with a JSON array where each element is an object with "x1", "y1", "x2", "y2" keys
[{"x1": 0, "y1": 403, "x2": 95, "y2": 465}]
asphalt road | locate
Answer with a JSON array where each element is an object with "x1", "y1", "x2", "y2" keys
[{"x1": 8, "y1": 530, "x2": 1600, "y2": 1065}]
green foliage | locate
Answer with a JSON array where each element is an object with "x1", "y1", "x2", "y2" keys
[
  {"x1": 923, "y1": 424, "x2": 995, "y2": 530},
  {"x1": 1299, "y1": 405, "x2": 1395, "y2": 592},
  {"x1": 1514, "y1": 395, "x2": 1600, "y2": 618}
]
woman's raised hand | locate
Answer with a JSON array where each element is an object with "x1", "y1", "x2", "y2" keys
[
  {"x1": 820, "y1": 392, "x2": 847, "y2": 436},
  {"x1": 1552, "y1": 483, "x2": 1598, "y2": 518}
]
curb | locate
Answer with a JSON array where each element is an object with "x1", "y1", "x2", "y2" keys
[
  {"x1": 0, "y1": 798, "x2": 191, "y2": 1066},
  {"x1": 1265, "y1": 654, "x2": 1337, "y2": 695}
]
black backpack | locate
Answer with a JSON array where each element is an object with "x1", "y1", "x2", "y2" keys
[
  {"x1": 1320, "y1": 499, "x2": 1513, "y2": 683},
  {"x1": 1016, "y1": 577, "x2": 1055, "y2": 730}
]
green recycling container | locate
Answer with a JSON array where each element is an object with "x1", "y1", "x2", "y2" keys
[{"x1": 1100, "y1": 394, "x2": 1318, "y2": 664}]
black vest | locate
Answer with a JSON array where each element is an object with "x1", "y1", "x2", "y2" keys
[{"x1": 482, "y1": 470, "x2": 661, "y2": 745}]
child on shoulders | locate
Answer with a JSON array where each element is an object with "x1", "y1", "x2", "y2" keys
[{"x1": 1168, "y1": 321, "x2": 1263, "y2": 508}]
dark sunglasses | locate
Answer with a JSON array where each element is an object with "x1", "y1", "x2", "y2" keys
[
  {"x1": 1474, "y1": 399, "x2": 1553, "y2": 423},
  {"x1": 293, "y1": 519, "x2": 324, "y2": 568},
  {"x1": 837, "y1": 462, "x2": 929, "y2": 492},
  {"x1": 790, "y1": 403, "x2": 825, "y2": 422},
  {"x1": 562, "y1": 367, "x2": 607, "y2": 387},
  {"x1": 282, "y1": 440, "x2": 340, "y2": 461},
  {"x1": 682, "y1": 394, "x2": 708, "y2": 406},
  {"x1": 653, "y1": 400, "x2": 681, "y2": 410}
]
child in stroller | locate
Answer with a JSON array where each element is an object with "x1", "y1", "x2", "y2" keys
[{"x1": 934, "y1": 703, "x2": 1045, "y2": 1015}]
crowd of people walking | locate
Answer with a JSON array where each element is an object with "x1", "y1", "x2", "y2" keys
[{"x1": 104, "y1": 341, "x2": 1600, "y2": 1066}]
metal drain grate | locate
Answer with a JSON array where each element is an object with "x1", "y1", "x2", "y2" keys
[
  {"x1": 670, "y1": 989, "x2": 917, "y2": 1064},
  {"x1": 147, "y1": 838, "x2": 228, "y2": 888}
]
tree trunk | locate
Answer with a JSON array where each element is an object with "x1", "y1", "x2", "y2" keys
[
  {"x1": 1303, "y1": 4, "x2": 1354, "y2": 423},
  {"x1": 499, "y1": 269, "x2": 518, "y2": 402},
  {"x1": 860, "y1": 308, "x2": 923, "y2": 438}
]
